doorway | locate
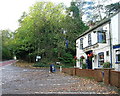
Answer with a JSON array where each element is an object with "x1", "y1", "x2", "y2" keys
[{"x1": 86, "y1": 50, "x2": 93, "y2": 69}]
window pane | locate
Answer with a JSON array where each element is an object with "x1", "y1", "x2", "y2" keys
[
  {"x1": 118, "y1": 54, "x2": 120, "y2": 62},
  {"x1": 98, "y1": 33, "x2": 103, "y2": 42},
  {"x1": 106, "y1": 51, "x2": 109, "y2": 56},
  {"x1": 98, "y1": 32, "x2": 106, "y2": 43},
  {"x1": 116, "y1": 50, "x2": 120, "y2": 63},
  {"x1": 88, "y1": 34, "x2": 91, "y2": 46},
  {"x1": 80, "y1": 38, "x2": 83, "y2": 49},
  {"x1": 98, "y1": 52, "x2": 104, "y2": 66}
]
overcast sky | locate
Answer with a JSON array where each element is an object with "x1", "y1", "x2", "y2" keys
[
  {"x1": 0, "y1": 0, "x2": 71, "y2": 31},
  {"x1": 0, "y1": 0, "x2": 119, "y2": 31}
]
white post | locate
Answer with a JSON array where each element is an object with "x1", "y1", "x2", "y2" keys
[{"x1": 60, "y1": 66, "x2": 62, "y2": 72}]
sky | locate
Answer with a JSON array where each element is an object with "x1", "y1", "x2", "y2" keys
[
  {"x1": 0, "y1": 0, "x2": 119, "y2": 31},
  {"x1": 0, "y1": 0, "x2": 71, "y2": 31}
]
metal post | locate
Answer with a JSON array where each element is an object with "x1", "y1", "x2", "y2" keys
[{"x1": 109, "y1": 21, "x2": 112, "y2": 68}]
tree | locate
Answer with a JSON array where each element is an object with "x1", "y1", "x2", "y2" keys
[
  {"x1": 13, "y1": 2, "x2": 66, "y2": 62},
  {"x1": 1, "y1": 30, "x2": 14, "y2": 60},
  {"x1": 74, "y1": 0, "x2": 119, "y2": 25},
  {"x1": 56, "y1": 1, "x2": 88, "y2": 64},
  {"x1": 13, "y1": 1, "x2": 88, "y2": 65},
  {"x1": 105, "y1": 2, "x2": 120, "y2": 16}
]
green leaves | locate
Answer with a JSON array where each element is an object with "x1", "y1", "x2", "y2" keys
[
  {"x1": 1, "y1": 30, "x2": 14, "y2": 60},
  {"x1": 11, "y1": 1, "x2": 88, "y2": 64}
]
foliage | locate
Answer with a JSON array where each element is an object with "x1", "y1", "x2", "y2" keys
[
  {"x1": 58, "y1": 52, "x2": 74, "y2": 66},
  {"x1": 1, "y1": 30, "x2": 14, "y2": 60},
  {"x1": 80, "y1": 56, "x2": 85, "y2": 59},
  {"x1": 82, "y1": 63, "x2": 87, "y2": 69},
  {"x1": 74, "y1": 0, "x2": 120, "y2": 25},
  {"x1": 33, "y1": 61, "x2": 74, "y2": 68},
  {"x1": 1, "y1": 1, "x2": 88, "y2": 68},
  {"x1": 105, "y1": 2, "x2": 120, "y2": 16},
  {"x1": 13, "y1": 2, "x2": 67, "y2": 62},
  {"x1": 32, "y1": 56, "x2": 74, "y2": 68},
  {"x1": 103, "y1": 62, "x2": 110, "y2": 68},
  {"x1": 11, "y1": 1, "x2": 88, "y2": 64},
  {"x1": 33, "y1": 62, "x2": 49, "y2": 67}
]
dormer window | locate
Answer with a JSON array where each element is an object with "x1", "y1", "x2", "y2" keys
[
  {"x1": 98, "y1": 30, "x2": 106, "y2": 43},
  {"x1": 88, "y1": 33, "x2": 92, "y2": 46},
  {"x1": 80, "y1": 38, "x2": 83, "y2": 49}
]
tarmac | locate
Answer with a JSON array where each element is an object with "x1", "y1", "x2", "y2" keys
[{"x1": 1, "y1": 64, "x2": 119, "y2": 94}]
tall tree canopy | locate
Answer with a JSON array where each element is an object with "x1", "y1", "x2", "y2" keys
[
  {"x1": 11, "y1": 2, "x2": 88, "y2": 64},
  {"x1": 105, "y1": 2, "x2": 120, "y2": 16},
  {"x1": 74, "y1": 0, "x2": 120, "y2": 25}
]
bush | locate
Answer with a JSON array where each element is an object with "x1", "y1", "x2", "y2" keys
[
  {"x1": 103, "y1": 62, "x2": 110, "y2": 68},
  {"x1": 82, "y1": 63, "x2": 87, "y2": 69}
]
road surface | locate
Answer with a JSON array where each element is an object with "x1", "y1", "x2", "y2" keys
[
  {"x1": 0, "y1": 60, "x2": 16, "y2": 67},
  {"x1": 1, "y1": 62, "x2": 119, "y2": 94}
]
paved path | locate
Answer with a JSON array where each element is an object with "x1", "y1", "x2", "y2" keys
[{"x1": 2, "y1": 64, "x2": 118, "y2": 94}]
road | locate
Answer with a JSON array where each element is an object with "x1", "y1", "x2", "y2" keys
[
  {"x1": 0, "y1": 60, "x2": 16, "y2": 67},
  {"x1": 1, "y1": 62, "x2": 119, "y2": 94}
]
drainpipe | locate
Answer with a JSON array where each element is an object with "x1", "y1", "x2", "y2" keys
[{"x1": 109, "y1": 21, "x2": 112, "y2": 68}]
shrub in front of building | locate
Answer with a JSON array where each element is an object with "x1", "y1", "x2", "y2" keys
[{"x1": 103, "y1": 62, "x2": 110, "y2": 68}]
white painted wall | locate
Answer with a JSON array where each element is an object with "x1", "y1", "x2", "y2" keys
[
  {"x1": 111, "y1": 12, "x2": 120, "y2": 71},
  {"x1": 81, "y1": 31, "x2": 98, "y2": 48},
  {"x1": 83, "y1": 35, "x2": 88, "y2": 48},
  {"x1": 118, "y1": 12, "x2": 120, "y2": 44},
  {"x1": 76, "y1": 11, "x2": 120, "y2": 70},
  {"x1": 115, "y1": 64, "x2": 120, "y2": 71},
  {"x1": 91, "y1": 31, "x2": 97, "y2": 45},
  {"x1": 111, "y1": 13, "x2": 119, "y2": 45},
  {"x1": 93, "y1": 45, "x2": 110, "y2": 68},
  {"x1": 76, "y1": 39, "x2": 85, "y2": 68},
  {"x1": 76, "y1": 22, "x2": 111, "y2": 69},
  {"x1": 103, "y1": 23, "x2": 110, "y2": 45}
]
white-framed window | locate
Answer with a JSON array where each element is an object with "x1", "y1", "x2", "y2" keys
[
  {"x1": 80, "y1": 38, "x2": 83, "y2": 49},
  {"x1": 116, "y1": 50, "x2": 120, "y2": 64},
  {"x1": 88, "y1": 33, "x2": 92, "y2": 46},
  {"x1": 97, "y1": 30, "x2": 106, "y2": 43},
  {"x1": 98, "y1": 52, "x2": 104, "y2": 67}
]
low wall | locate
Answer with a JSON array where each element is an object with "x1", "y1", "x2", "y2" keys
[
  {"x1": 75, "y1": 68, "x2": 95, "y2": 78},
  {"x1": 62, "y1": 68, "x2": 75, "y2": 76},
  {"x1": 94, "y1": 69, "x2": 103, "y2": 82},
  {"x1": 62, "y1": 68, "x2": 120, "y2": 88},
  {"x1": 110, "y1": 71, "x2": 120, "y2": 88},
  {"x1": 62, "y1": 68, "x2": 103, "y2": 81}
]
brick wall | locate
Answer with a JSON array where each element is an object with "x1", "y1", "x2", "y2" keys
[
  {"x1": 62, "y1": 68, "x2": 120, "y2": 88},
  {"x1": 110, "y1": 71, "x2": 120, "y2": 87},
  {"x1": 104, "y1": 69, "x2": 110, "y2": 85},
  {"x1": 104, "y1": 69, "x2": 114, "y2": 85},
  {"x1": 62, "y1": 68, "x2": 74, "y2": 76},
  {"x1": 94, "y1": 69, "x2": 103, "y2": 82},
  {"x1": 75, "y1": 68, "x2": 95, "y2": 78}
]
